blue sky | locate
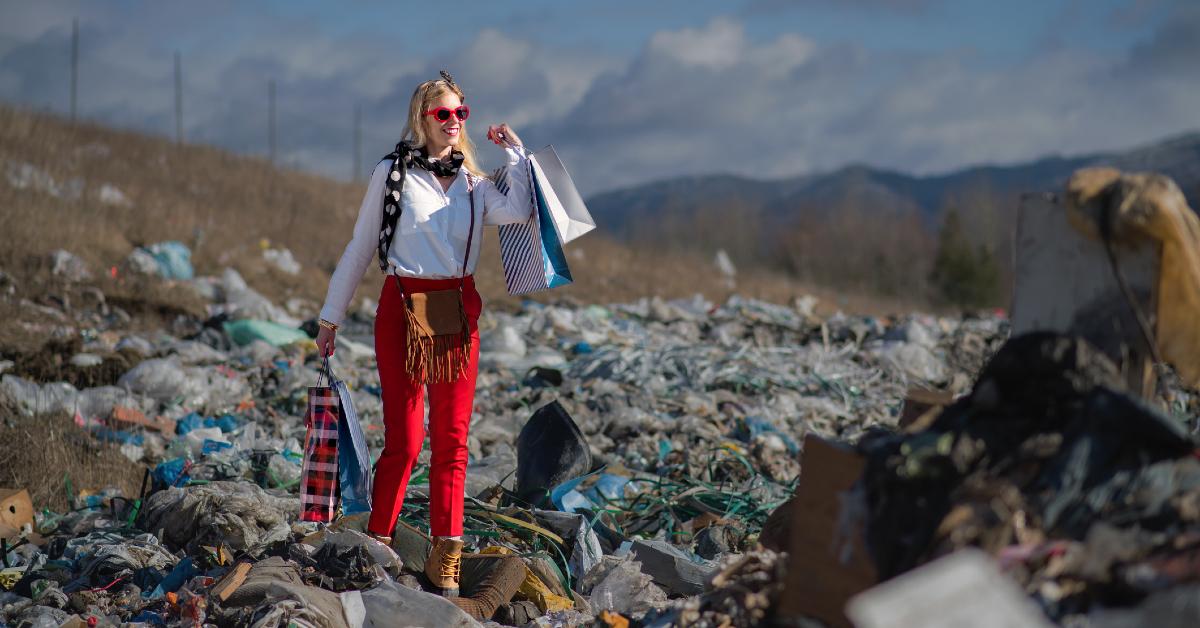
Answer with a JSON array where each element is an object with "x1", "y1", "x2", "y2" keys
[{"x1": 0, "y1": 0, "x2": 1195, "y2": 194}]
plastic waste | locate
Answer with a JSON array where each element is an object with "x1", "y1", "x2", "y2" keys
[
  {"x1": 516, "y1": 401, "x2": 592, "y2": 507},
  {"x1": 580, "y1": 556, "x2": 667, "y2": 616},
  {"x1": 138, "y1": 481, "x2": 297, "y2": 555},
  {"x1": 354, "y1": 579, "x2": 483, "y2": 627},
  {"x1": 263, "y1": 248, "x2": 301, "y2": 275},
  {"x1": 629, "y1": 539, "x2": 717, "y2": 597},
  {"x1": 222, "y1": 319, "x2": 310, "y2": 347},
  {"x1": 142, "y1": 241, "x2": 193, "y2": 280}
]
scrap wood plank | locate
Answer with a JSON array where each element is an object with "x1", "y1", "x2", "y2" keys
[
  {"x1": 212, "y1": 561, "x2": 252, "y2": 602},
  {"x1": 777, "y1": 435, "x2": 876, "y2": 628}
]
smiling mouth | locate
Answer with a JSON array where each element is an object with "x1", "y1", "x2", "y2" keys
[{"x1": 443, "y1": 127, "x2": 460, "y2": 137}]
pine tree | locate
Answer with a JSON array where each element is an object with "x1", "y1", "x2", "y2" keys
[{"x1": 929, "y1": 208, "x2": 1000, "y2": 309}]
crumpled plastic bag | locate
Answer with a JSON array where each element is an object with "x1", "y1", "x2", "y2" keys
[
  {"x1": 578, "y1": 555, "x2": 667, "y2": 616},
  {"x1": 76, "y1": 533, "x2": 178, "y2": 586},
  {"x1": 295, "y1": 531, "x2": 402, "y2": 592},
  {"x1": 139, "y1": 481, "x2": 297, "y2": 555}
]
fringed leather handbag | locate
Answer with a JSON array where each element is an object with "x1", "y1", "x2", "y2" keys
[{"x1": 394, "y1": 182, "x2": 477, "y2": 384}]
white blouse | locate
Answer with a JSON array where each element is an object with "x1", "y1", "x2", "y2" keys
[{"x1": 319, "y1": 145, "x2": 532, "y2": 326}]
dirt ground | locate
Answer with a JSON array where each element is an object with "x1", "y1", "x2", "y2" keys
[{"x1": 0, "y1": 410, "x2": 147, "y2": 514}]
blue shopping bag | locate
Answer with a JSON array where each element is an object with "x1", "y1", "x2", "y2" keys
[
  {"x1": 532, "y1": 164, "x2": 573, "y2": 289},
  {"x1": 326, "y1": 358, "x2": 372, "y2": 515},
  {"x1": 498, "y1": 159, "x2": 574, "y2": 295}
]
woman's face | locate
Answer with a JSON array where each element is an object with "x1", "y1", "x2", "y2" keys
[{"x1": 423, "y1": 91, "x2": 464, "y2": 151}]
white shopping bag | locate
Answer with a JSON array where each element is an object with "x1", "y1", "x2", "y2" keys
[{"x1": 528, "y1": 146, "x2": 596, "y2": 245}]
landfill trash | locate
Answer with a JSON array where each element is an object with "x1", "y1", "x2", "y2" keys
[
  {"x1": 450, "y1": 551, "x2": 527, "y2": 620},
  {"x1": 516, "y1": 401, "x2": 593, "y2": 507},
  {"x1": 868, "y1": 340, "x2": 948, "y2": 385},
  {"x1": 214, "y1": 555, "x2": 349, "y2": 628},
  {"x1": 629, "y1": 539, "x2": 717, "y2": 597},
  {"x1": 296, "y1": 530, "x2": 402, "y2": 591},
  {"x1": 117, "y1": 357, "x2": 250, "y2": 413},
  {"x1": 0, "y1": 375, "x2": 79, "y2": 417},
  {"x1": 138, "y1": 481, "x2": 297, "y2": 555},
  {"x1": 67, "y1": 353, "x2": 102, "y2": 368},
  {"x1": 96, "y1": 183, "x2": 131, "y2": 207},
  {"x1": 219, "y1": 268, "x2": 302, "y2": 327},
  {"x1": 692, "y1": 525, "x2": 735, "y2": 560},
  {"x1": 6, "y1": 161, "x2": 82, "y2": 199},
  {"x1": 6, "y1": 228, "x2": 1195, "y2": 628},
  {"x1": 263, "y1": 248, "x2": 302, "y2": 275},
  {"x1": 222, "y1": 319, "x2": 310, "y2": 347},
  {"x1": 478, "y1": 546, "x2": 574, "y2": 614},
  {"x1": 1087, "y1": 585, "x2": 1200, "y2": 628},
  {"x1": 714, "y1": 249, "x2": 736, "y2": 291},
  {"x1": 845, "y1": 549, "x2": 1053, "y2": 628},
  {"x1": 654, "y1": 549, "x2": 786, "y2": 628},
  {"x1": 139, "y1": 241, "x2": 194, "y2": 281},
  {"x1": 1064, "y1": 168, "x2": 1200, "y2": 387},
  {"x1": 122, "y1": 248, "x2": 160, "y2": 277},
  {"x1": 521, "y1": 609, "x2": 595, "y2": 628},
  {"x1": 50, "y1": 250, "x2": 91, "y2": 282},
  {"x1": 579, "y1": 555, "x2": 668, "y2": 616},
  {"x1": 860, "y1": 332, "x2": 1200, "y2": 623},
  {"x1": 353, "y1": 579, "x2": 482, "y2": 627},
  {"x1": 160, "y1": 340, "x2": 228, "y2": 366},
  {"x1": 774, "y1": 435, "x2": 875, "y2": 627}
]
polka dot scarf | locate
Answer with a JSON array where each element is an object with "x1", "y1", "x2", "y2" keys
[{"x1": 377, "y1": 141, "x2": 466, "y2": 271}]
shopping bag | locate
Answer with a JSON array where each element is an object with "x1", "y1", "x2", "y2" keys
[
  {"x1": 528, "y1": 146, "x2": 595, "y2": 245},
  {"x1": 300, "y1": 362, "x2": 340, "y2": 522},
  {"x1": 330, "y1": 362, "x2": 372, "y2": 515},
  {"x1": 497, "y1": 160, "x2": 574, "y2": 295}
]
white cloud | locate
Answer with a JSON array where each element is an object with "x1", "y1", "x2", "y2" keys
[
  {"x1": 544, "y1": 11, "x2": 1199, "y2": 194},
  {"x1": 0, "y1": 5, "x2": 1196, "y2": 196}
]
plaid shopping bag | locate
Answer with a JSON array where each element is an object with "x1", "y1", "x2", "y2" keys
[{"x1": 300, "y1": 384, "x2": 340, "y2": 522}]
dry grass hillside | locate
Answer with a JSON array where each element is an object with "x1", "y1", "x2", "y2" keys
[{"x1": 0, "y1": 105, "x2": 923, "y2": 323}]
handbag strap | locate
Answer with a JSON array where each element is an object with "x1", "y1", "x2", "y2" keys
[{"x1": 460, "y1": 178, "x2": 476, "y2": 290}]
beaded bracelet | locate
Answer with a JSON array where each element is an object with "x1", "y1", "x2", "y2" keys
[{"x1": 318, "y1": 318, "x2": 339, "y2": 332}]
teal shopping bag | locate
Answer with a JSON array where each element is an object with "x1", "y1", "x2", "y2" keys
[{"x1": 532, "y1": 165, "x2": 573, "y2": 288}]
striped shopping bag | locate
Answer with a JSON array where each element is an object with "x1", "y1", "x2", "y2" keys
[
  {"x1": 496, "y1": 160, "x2": 574, "y2": 295},
  {"x1": 300, "y1": 385, "x2": 340, "y2": 522}
]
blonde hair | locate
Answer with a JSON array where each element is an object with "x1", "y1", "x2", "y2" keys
[{"x1": 401, "y1": 78, "x2": 486, "y2": 179}]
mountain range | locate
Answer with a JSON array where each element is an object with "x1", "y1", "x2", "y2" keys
[{"x1": 585, "y1": 132, "x2": 1200, "y2": 236}]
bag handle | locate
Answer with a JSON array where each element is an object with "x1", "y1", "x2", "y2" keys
[
  {"x1": 316, "y1": 355, "x2": 337, "y2": 388},
  {"x1": 497, "y1": 133, "x2": 530, "y2": 157}
]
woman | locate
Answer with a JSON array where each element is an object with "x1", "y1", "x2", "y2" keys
[{"x1": 313, "y1": 71, "x2": 533, "y2": 597}]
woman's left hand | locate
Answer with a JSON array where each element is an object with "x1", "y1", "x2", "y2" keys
[{"x1": 487, "y1": 124, "x2": 521, "y2": 148}]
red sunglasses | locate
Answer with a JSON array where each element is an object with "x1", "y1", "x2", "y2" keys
[{"x1": 423, "y1": 105, "x2": 470, "y2": 122}]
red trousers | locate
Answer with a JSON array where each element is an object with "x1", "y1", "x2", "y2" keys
[{"x1": 368, "y1": 274, "x2": 482, "y2": 537}]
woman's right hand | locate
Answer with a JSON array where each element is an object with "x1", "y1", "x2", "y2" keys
[{"x1": 315, "y1": 326, "x2": 336, "y2": 357}]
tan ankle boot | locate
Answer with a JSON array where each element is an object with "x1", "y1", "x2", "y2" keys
[{"x1": 424, "y1": 537, "x2": 464, "y2": 596}]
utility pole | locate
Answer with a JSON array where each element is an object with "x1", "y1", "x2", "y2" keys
[
  {"x1": 268, "y1": 80, "x2": 277, "y2": 165},
  {"x1": 174, "y1": 52, "x2": 183, "y2": 144},
  {"x1": 70, "y1": 18, "x2": 78, "y2": 121},
  {"x1": 353, "y1": 104, "x2": 362, "y2": 181}
]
